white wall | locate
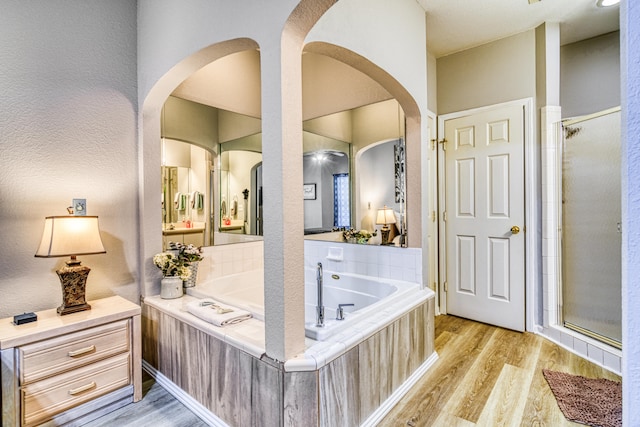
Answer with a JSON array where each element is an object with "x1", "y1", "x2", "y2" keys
[
  {"x1": 189, "y1": 145, "x2": 209, "y2": 225},
  {"x1": 357, "y1": 142, "x2": 397, "y2": 231},
  {"x1": 303, "y1": 157, "x2": 323, "y2": 229},
  {"x1": 228, "y1": 151, "x2": 261, "y2": 222},
  {"x1": 621, "y1": 1, "x2": 640, "y2": 424},
  {"x1": 0, "y1": 1, "x2": 138, "y2": 318}
]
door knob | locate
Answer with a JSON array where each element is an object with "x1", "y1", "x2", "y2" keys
[{"x1": 510, "y1": 225, "x2": 520, "y2": 234}]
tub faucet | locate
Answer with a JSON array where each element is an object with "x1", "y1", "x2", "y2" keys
[
  {"x1": 336, "y1": 303, "x2": 355, "y2": 321},
  {"x1": 316, "y1": 262, "x2": 325, "y2": 327}
]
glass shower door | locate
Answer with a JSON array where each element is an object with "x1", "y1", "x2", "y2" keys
[{"x1": 561, "y1": 108, "x2": 621, "y2": 347}]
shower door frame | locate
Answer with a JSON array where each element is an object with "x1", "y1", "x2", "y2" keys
[
  {"x1": 542, "y1": 106, "x2": 623, "y2": 355},
  {"x1": 558, "y1": 106, "x2": 622, "y2": 349}
]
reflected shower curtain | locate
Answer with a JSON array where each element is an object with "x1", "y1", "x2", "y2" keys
[{"x1": 561, "y1": 108, "x2": 621, "y2": 346}]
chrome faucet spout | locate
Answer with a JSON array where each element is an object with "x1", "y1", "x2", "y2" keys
[{"x1": 316, "y1": 262, "x2": 325, "y2": 327}]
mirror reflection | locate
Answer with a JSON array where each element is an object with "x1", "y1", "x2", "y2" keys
[
  {"x1": 219, "y1": 135, "x2": 262, "y2": 236},
  {"x1": 160, "y1": 96, "x2": 407, "y2": 247},
  {"x1": 356, "y1": 137, "x2": 406, "y2": 246},
  {"x1": 303, "y1": 134, "x2": 351, "y2": 235},
  {"x1": 161, "y1": 138, "x2": 209, "y2": 250}
]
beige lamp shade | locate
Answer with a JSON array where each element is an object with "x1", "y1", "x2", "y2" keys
[
  {"x1": 35, "y1": 216, "x2": 106, "y2": 258},
  {"x1": 376, "y1": 207, "x2": 397, "y2": 226}
]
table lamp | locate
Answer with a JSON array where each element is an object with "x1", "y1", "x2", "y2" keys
[
  {"x1": 376, "y1": 206, "x2": 397, "y2": 245},
  {"x1": 35, "y1": 215, "x2": 106, "y2": 315}
]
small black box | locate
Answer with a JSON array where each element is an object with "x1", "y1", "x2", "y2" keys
[{"x1": 13, "y1": 312, "x2": 37, "y2": 325}]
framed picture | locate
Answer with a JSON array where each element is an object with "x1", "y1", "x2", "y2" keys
[
  {"x1": 303, "y1": 183, "x2": 316, "y2": 200},
  {"x1": 394, "y1": 139, "x2": 406, "y2": 204}
]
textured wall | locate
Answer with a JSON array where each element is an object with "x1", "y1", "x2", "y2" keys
[
  {"x1": 0, "y1": 1, "x2": 138, "y2": 318},
  {"x1": 621, "y1": 1, "x2": 640, "y2": 425}
]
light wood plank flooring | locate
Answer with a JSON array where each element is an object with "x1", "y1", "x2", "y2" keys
[
  {"x1": 85, "y1": 315, "x2": 620, "y2": 426},
  {"x1": 379, "y1": 315, "x2": 621, "y2": 426},
  {"x1": 83, "y1": 375, "x2": 208, "y2": 427}
]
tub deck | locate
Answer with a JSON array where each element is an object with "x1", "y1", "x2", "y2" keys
[{"x1": 145, "y1": 281, "x2": 432, "y2": 371}]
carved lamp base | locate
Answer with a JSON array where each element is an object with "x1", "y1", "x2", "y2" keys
[
  {"x1": 56, "y1": 259, "x2": 92, "y2": 315},
  {"x1": 380, "y1": 226, "x2": 391, "y2": 245}
]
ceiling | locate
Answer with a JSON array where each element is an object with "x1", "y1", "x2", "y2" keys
[
  {"x1": 418, "y1": 0, "x2": 620, "y2": 58},
  {"x1": 172, "y1": 0, "x2": 620, "y2": 116}
]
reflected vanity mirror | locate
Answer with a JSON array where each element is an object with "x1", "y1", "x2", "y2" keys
[
  {"x1": 160, "y1": 48, "x2": 407, "y2": 247},
  {"x1": 301, "y1": 99, "x2": 407, "y2": 247},
  {"x1": 160, "y1": 98, "x2": 407, "y2": 248},
  {"x1": 303, "y1": 132, "x2": 351, "y2": 235},
  {"x1": 218, "y1": 130, "x2": 263, "y2": 238},
  {"x1": 161, "y1": 137, "x2": 210, "y2": 249}
]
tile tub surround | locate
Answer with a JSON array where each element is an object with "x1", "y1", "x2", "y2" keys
[
  {"x1": 197, "y1": 241, "x2": 264, "y2": 283},
  {"x1": 142, "y1": 295, "x2": 435, "y2": 426},
  {"x1": 304, "y1": 240, "x2": 423, "y2": 285},
  {"x1": 198, "y1": 240, "x2": 422, "y2": 287}
]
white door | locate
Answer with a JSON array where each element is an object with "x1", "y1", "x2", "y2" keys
[{"x1": 442, "y1": 103, "x2": 525, "y2": 331}]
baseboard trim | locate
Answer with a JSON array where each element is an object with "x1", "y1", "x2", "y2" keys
[
  {"x1": 142, "y1": 360, "x2": 229, "y2": 427},
  {"x1": 536, "y1": 326, "x2": 622, "y2": 376},
  {"x1": 360, "y1": 352, "x2": 439, "y2": 427}
]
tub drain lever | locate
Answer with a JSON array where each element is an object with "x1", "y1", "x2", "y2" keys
[{"x1": 336, "y1": 303, "x2": 355, "y2": 321}]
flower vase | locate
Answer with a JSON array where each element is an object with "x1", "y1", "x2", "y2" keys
[
  {"x1": 160, "y1": 276, "x2": 183, "y2": 299},
  {"x1": 183, "y1": 261, "x2": 199, "y2": 289}
]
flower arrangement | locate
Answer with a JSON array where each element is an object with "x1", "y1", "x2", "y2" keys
[
  {"x1": 168, "y1": 242, "x2": 204, "y2": 263},
  {"x1": 342, "y1": 228, "x2": 377, "y2": 244},
  {"x1": 153, "y1": 252, "x2": 191, "y2": 280}
]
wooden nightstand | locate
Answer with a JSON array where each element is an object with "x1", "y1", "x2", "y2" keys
[{"x1": 0, "y1": 296, "x2": 141, "y2": 426}]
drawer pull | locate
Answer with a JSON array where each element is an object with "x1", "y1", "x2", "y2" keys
[
  {"x1": 68, "y1": 381, "x2": 97, "y2": 395},
  {"x1": 67, "y1": 345, "x2": 96, "y2": 357}
]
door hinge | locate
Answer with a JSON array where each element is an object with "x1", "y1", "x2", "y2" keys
[
  {"x1": 438, "y1": 138, "x2": 447, "y2": 151},
  {"x1": 442, "y1": 211, "x2": 447, "y2": 222},
  {"x1": 444, "y1": 281, "x2": 448, "y2": 292}
]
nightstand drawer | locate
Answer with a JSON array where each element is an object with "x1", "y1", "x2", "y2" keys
[
  {"x1": 19, "y1": 319, "x2": 130, "y2": 384},
  {"x1": 21, "y1": 352, "x2": 131, "y2": 427}
]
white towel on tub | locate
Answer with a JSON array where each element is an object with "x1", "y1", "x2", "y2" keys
[{"x1": 186, "y1": 299, "x2": 252, "y2": 327}]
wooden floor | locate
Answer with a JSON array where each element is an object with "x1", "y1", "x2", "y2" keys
[
  {"x1": 378, "y1": 315, "x2": 621, "y2": 426},
  {"x1": 85, "y1": 315, "x2": 620, "y2": 426},
  {"x1": 83, "y1": 375, "x2": 208, "y2": 427}
]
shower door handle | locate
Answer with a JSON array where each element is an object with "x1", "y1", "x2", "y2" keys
[{"x1": 510, "y1": 225, "x2": 520, "y2": 235}]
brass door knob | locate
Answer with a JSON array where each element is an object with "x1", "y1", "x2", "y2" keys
[{"x1": 511, "y1": 225, "x2": 520, "y2": 234}]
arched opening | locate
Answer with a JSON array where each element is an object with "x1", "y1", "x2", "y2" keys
[
  {"x1": 139, "y1": 39, "x2": 260, "y2": 297},
  {"x1": 303, "y1": 42, "x2": 423, "y2": 248}
]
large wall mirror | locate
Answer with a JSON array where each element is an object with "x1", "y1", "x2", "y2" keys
[{"x1": 160, "y1": 48, "x2": 407, "y2": 247}]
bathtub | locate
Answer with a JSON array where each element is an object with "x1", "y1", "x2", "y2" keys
[{"x1": 187, "y1": 268, "x2": 420, "y2": 341}]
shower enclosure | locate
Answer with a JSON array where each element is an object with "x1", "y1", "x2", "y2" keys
[{"x1": 560, "y1": 107, "x2": 621, "y2": 348}]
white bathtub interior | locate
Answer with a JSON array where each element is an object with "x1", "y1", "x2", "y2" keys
[
  {"x1": 187, "y1": 267, "x2": 419, "y2": 341},
  {"x1": 187, "y1": 270, "x2": 265, "y2": 320}
]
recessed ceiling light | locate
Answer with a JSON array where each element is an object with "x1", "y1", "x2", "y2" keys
[{"x1": 597, "y1": 0, "x2": 620, "y2": 7}]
